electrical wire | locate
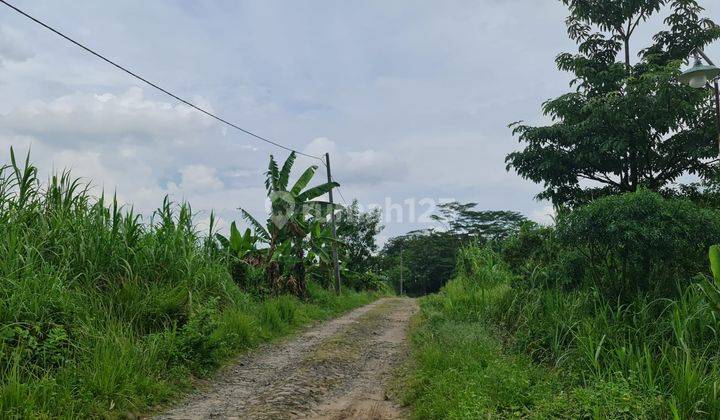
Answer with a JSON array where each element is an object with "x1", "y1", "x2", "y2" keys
[
  {"x1": 1, "y1": 0, "x2": 358, "y2": 207},
  {"x1": 0, "y1": 0, "x2": 323, "y2": 161},
  {"x1": 335, "y1": 185, "x2": 350, "y2": 206}
]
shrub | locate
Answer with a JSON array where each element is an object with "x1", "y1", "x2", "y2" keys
[
  {"x1": 501, "y1": 222, "x2": 556, "y2": 274},
  {"x1": 343, "y1": 270, "x2": 391, "y2": 291},
  {"x1": 555, "y1": 189, "x2": 720, "y2": 299}
]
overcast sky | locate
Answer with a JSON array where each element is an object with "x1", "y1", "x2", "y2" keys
[{"x1": 0, "y1": 0, "x2": 718, "y2": 242}]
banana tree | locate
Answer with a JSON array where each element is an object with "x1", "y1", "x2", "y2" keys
[
  {"x1": 239, "y1": 152, "x2": 339, "y2": 296},
  {"x1": 702, "y1": 245, "x2": 720, "y2": 316},
  {"x1": 215, "y1": 221, "x2": 262, "y2": 265},
  {"x1": 305, "y1": 218, "x2": 345, "y2": 286}
]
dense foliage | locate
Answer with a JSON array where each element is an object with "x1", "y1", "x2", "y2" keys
[
  {"x1": 0, "y1": 151, "x2": 379, "y2": 417},
  {"x1": 376, "y1": 201, "x2": 528, "y2": 295},
  {"x1": 221, "y1": 153, "x2": 387, "y2": 296},
  {"x1": 556, "y1": 189, "x2": 720, "y2": 298},
  {"x1": 502, "y1": 190, "x2": 720, "y2": 299},
  {"x1": 507, "y1": 0, "x2": 720, "y2": 205},
  {"x1": 379, "y1": 231, "x2": 463, "y2": 296},
  {"x1": 335, "y1": 200, "x2": 386, "y2": 290},
  {"x1": 406, "y1": 189, "x2": 720, "y2": 417},
  {"x1": 226, "y1": 152, "x2": 340, "y2": 297}
]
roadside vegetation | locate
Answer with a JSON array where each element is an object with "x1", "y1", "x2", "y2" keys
[
  {"x1": 405, "y1": 191, "x2": 720, "y2": 417},
  {"x1": 403, "y1": 1, "x2": 720, "y2": 418},
  {"x1": 0, "y1": 149, "x2": 384, "y2": 418}
]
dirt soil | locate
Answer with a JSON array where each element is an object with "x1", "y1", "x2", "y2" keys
[{"x1": 156, "y1": 297, "x2": 418, "y2": 420}]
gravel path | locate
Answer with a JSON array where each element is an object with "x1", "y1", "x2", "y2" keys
[{"x1": 156, "y1": 297, "x2": 418, "y2": 419}]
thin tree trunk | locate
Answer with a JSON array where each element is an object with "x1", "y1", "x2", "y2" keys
[
  {"x1": 623, "y1": 35, "x2": 638, "y2": 191},
  {"x1": 624, "y1": 37, "x2": 631, "y2": 70},
  {"x1": 293, "y1": 241, "x2": 307, "y2": 298}
]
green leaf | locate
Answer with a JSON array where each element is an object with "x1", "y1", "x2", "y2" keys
[
  {"x1": 290, "y1": 166, "x2": 318, "y2": 196},
  {"x1": 229, "y1": 221, "x2": 242, "y2": 252},
  {"x1": 297, "y1": 182, "x2": 340, "y2": 202},
  {"x1": 215, "y1": 233, "x2": 230, "y2": 249},
  {"x1": 239, "y1": 208, "x2": 270, "y2": 241},
  {"x1": 278, "y1": 152, "x2": 296, "y2": 191},
  {"x1": 303, "y1": 201, "x2": 341, "y2": 219},
  {"x1": 710, "y1": 245, "x2": 720, "y2": 283},
  {"x1": 266, "y1": 155, "x2": 280, "y2": 192},
  {"x1": 243, "y1": 228, "x2": 253, "y2": 246}
]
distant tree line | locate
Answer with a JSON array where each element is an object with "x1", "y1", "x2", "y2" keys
[{"x1": 375, "y1": 202, "x2": 529, "y2": 295}]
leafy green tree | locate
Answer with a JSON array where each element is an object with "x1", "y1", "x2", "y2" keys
[
  {"x1": 336, "y1": 200, "x2": 383, "y2": 274},
  {"x1": 431, "y1": 202, "x2": 527, "y2": 241},
  {"x1": 379, "y1": 231, "x2": 462, "y2": 296},
  {"x1": 507, "y1": 0, "x2": 720, "y2": 205},
  {"x1": 378, "y1": 202, "x2": 527, "y2": 295},
  {"x1": 556, "y1": 189, "x2": 720, "y2": 299}
]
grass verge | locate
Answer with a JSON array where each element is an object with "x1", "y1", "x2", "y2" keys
[
  {"x1": 2, "y1": 281, "x2": 380, "y2": 419},
  {"x1": 403, "y1": 278, "x2": 663, "y2": 418}
]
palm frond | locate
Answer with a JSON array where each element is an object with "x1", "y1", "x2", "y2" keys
[{"x1": 265, "y1": 155, "x2": 280, "y2": 192}]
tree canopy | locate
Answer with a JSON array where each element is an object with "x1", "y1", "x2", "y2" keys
[
  {"x1": 507, "y1": 0, "x2": 720, "y2": 205},
  {"x1": 336, "y1": 200, "x2": 383, "y2": 274},
  {"x1": 377, "y1": 202, "x2": 528, "y2": 295}
]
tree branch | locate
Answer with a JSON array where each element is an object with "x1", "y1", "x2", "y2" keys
[
  {"x1": 578, "y1": 173, "x2": 622, "y2": 188},
  {"x1": 628, "y1": 13, "x2": 644, "y2": 36}
]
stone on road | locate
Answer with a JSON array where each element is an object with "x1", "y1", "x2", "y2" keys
[{"x1": 157, "y1": 297, "x2": 418, "y2": 420}]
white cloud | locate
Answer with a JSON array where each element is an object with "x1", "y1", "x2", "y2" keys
[
  {"x1": 304, "y1": 137, "x2": 336, "y2": 157},
  {"x1": 172, "y1": 164, "x2": 224, "y2": 193},
  {"x1": 0, "y1": 25, "x2": 33, "y2": 65},
  {"x1": 304, "y1": 137, "x2": 406, "y2": 185},
  {"x1": 0, "y1": 87, "x2": 217, "y2": 140}
]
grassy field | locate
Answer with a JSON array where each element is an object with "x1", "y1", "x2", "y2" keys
[{"x1": 0, "y1": 153, "x2": 380, "y2": 418}]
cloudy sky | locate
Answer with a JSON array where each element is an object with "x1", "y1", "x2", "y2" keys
[{"x1": 0, "y1": 0, "x2": 718, "y2": 242}]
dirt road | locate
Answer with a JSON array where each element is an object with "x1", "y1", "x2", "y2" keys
[{"x1": 157, "y1": 298, "x2": 418, "y2": 420}]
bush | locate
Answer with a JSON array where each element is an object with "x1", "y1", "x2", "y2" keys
[
  {"x1": 501, "y1": 222, "x2": 556, "y2": 275},
  {"x1": 406, "y1": 241, "x2": 720, "y2": 418},
  {"x1": 555, "y1": 189, "x2": 720, "y2": 299}
]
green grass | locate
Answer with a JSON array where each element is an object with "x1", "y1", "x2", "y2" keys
[
  {"x1": 0, "y1": 153, "x2": 380, "y2": 418},
  {"x1": 402, "y1": 246, "x2": 705, "y2": 418},
  {"x1": 405, "y1": 282, "x2": 664, "y2": 418}
]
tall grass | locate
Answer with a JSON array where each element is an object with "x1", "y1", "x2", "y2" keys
[
  {"x1": 493, "y1": 278, "x2": 720, "y2": 417},
  {"x1": 405, "y1": 244, "x2": 720, "y2": 418},
  {"x1": 0, "y1": 150, "x2": 379, "y2": 418}
]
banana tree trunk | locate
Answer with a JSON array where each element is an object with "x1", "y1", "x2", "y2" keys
[{"x1": 292, "y1": 240, "x2": 307, "y2": 298}]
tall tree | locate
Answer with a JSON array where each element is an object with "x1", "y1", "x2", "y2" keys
[
  {"x1": 506, "y1": 0, "x2": 720, "y2": 205},
  {"x1": 377, "y1": 202, "x2": 527, "y2": 295},
  {"x1": 336, "y1": 200, "x2": 383, "y2": 274},
  {"x1": 431, "y1": 202, "x2": 527, "y2": 241}
]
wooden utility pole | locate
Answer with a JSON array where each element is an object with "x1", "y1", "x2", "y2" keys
[
  {"x1": 399, "y1": 249, "x2": 403, "y2": 296},
  {"x1": 325, "y1": 153, "x2": 341, "y2": 295}
]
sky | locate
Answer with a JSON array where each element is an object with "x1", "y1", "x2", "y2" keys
[{"x1": 0, "y1": 0, "x2": 718, "y2": 243}]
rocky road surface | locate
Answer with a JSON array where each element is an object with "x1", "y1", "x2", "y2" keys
[{"x1": 156, "y1": 298, "x2": 418, "y2": 420}]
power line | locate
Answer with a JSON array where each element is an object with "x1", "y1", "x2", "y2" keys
[
  {"x1": 1, "y1": 0, "x2": 357, "y2": 204},
  {"x1": 335, "y1": 185, "x2": 350, "y2": 206},
  {"x1": 0, "y1": 0, "x2": 322, "y2": 161}
]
